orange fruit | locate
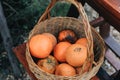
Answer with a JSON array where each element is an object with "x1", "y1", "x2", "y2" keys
[
  {"x1": 75, "y1": 38, "x2": 88, "y2": 47},
  {"x1": 55, "y1": 63, "x2": 76, "y2": 76},
  {"x1": 37, "y1": 55, "x2": 58, "y2": 74},
  {"x1": 29, "y1": 34, "x2": 53, "y2": 58},
  {"x1": 58, "y1": 29, "x2": 77, "y2": 43},
  {"x1": 42, "y1": 33, "x2": 57, "y2": 48},
  {"x1": 53, "y1": 42, "x2": 71, "y2": 62},
  {"x1": 65, "y1": 44, "x2": 87, "y2": 67}
]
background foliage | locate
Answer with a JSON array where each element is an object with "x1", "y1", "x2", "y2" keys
[
  {"x1": 0, "y1": 0, "x2": 70, "y2": 79},
  {"x1": 2, "y1": 0, "x2": 70, "y2": 46}
]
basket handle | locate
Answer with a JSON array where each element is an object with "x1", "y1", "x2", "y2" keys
[
  {"x1": 37, "y1": 0, "x2": 56, "y2": 23},
  {"x1": 38, "y1": 0, "x2": 94, "y2": 63},
  {"x1": 38, "y1": 0, "x2": 81, "y2": 23}
]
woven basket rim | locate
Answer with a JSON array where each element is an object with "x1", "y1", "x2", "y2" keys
[
  {"x1": 26, "y1": 17, "x2": 106, "y2": 79},
  {"x1": 25, "y1": 0, "x2": 106, "y2": 79}
]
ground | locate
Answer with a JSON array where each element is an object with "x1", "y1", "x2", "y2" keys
[{"x1": 0, "y1": 2, "x2": 120, "y2": 80}]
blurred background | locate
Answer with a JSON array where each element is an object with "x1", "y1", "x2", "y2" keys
[{"x1": 0, "y1": 0, "x2": 120, "y2": 80}]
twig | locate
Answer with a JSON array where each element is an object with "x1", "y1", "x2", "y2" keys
[
  {"x1": 7, "y1": 12, "x2": 15, "y2": 18},
  {"x1": 2, "y1": 1, "x2": 18, "y2": 14}
]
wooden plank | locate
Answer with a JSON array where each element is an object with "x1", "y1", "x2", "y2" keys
[
  {"x1": 105, "y1": 0, "x2": 120, "y2": 13},
  {"x1": 13, "y1": 43, "x2": 37, "y2": 80},
  {"x1": 99, "y1": 23, "x2": 110, "y2": 38},
  {"x1": 90, "y1": 17, "x2": 105, "y2": 28},
  {"x1": 86, "y1": 0, "x2": 120, "y2": 32},
  {"x1": 104, "y1": 36, "x2": 120, "y2": 57},
  {"x1": 105, "y1": 48, "x2": 120, "y2": 71}
]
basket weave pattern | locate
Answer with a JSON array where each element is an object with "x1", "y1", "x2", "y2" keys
[{"x1": 26, "y1": 0, "x2": 105, "y2": 80}]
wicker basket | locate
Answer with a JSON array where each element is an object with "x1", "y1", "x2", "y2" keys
[{"x1": 26, "y1": 0, "x2": 106, "y2": 80}]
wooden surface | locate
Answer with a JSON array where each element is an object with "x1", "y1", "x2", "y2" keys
[
  {"x1": 86, "y1": 0, "x2": 120, "y2": 32},
  {"x1": 13, "y1": 43, "x2": 37, "y2": 80},
  {"x1": 104, "y1": 35, "x2": 120, "y2": 57},
  {"x1": 105, "y1": 49, "x2": 120, "y2": 71},
  {"x1": 105, "y1": 0, "x2": 120, "y2": 13}
]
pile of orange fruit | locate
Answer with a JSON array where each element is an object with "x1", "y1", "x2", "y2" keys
[{"x1": 28, "y1": 29, "x2": 91, "y2": 76}]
